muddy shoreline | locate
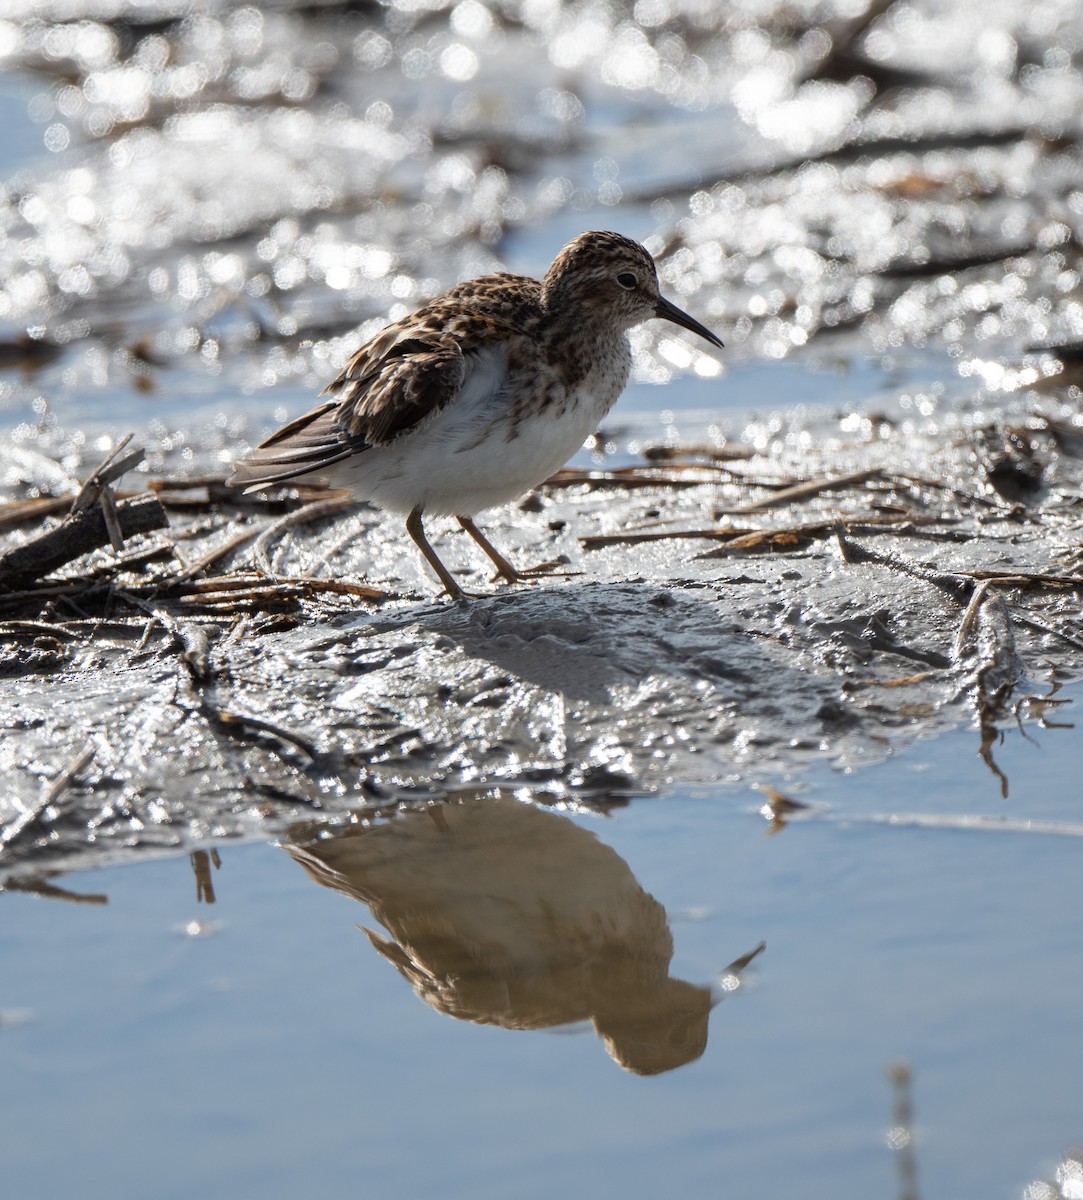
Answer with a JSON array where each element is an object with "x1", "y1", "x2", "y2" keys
[
  {"x1": 3, "y1": 386, "x2": 1081, "y2": 878},
  {"x1": 3, "y1": 0, "x2": 1083, "y2": 873}
]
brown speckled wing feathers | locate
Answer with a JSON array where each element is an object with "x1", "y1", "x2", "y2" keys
[
  {"x1": 328, "y1": 331, "x2": 466, "y2": 445},
  {"x1": 229, "y1": 273, "x2": 542, "y2": 490},
  {"x1": 226, "y1": 401, "x2": 366, "y2": 489}
]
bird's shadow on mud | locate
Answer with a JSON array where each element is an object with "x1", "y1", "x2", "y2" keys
[{"x1": 352, "y1": 577, "x2": 797, "y2": 713}]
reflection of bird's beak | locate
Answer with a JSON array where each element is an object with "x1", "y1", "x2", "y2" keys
[
  {"x1": 709, "y1": 938, "x2": 767, "y2": 1006},
  {"x1": 656, "y1": 294, "x2": 724, "y2": 349}
]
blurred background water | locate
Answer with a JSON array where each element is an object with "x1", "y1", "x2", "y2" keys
[
  {"x1": 3, "y1": 1, "x2": 1083, "y2": 1197},
  {"x1": 3, "y1": 0, "x2": 1083, "y2": 457}
]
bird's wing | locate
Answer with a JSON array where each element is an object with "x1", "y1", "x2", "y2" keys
[
  {"x1": 329, "y1": 326, "x2": 468, "y2": 445},
  {"x1": 228, "y1": 277, "x2": 539, "y2": 491},
  {"x1": 226, "y1": 399, "x2": 363, "y2": 490},
  {"x1": 227, "y1": 327, "x2": 470, "y2": 490}
]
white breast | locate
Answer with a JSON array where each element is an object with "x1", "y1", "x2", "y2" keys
[{"x1": 326, "y1": 342, "x2": 626, "y2": 517}]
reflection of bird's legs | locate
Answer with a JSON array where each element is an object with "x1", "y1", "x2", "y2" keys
[
  {"x1": 457, "y1": 515, "x2": 521, "y2": 583},
  {"x1": 406, "y1": 505, "x2": 465, "y2": 600}
]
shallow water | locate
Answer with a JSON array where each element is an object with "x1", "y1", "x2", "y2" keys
[
  {"x1": 4, "y1": 0, "x2": 1083, "y2": 1194},
  {"x1": 4, "y1": 693, "x2": 1082, "y2": 1199}
]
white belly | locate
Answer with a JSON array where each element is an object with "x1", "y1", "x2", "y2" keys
[{"x1": 324, "y1": 343, "x2": 624, "y2": 516}]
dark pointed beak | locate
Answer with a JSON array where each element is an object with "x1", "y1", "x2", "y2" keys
[{"x1": 655, "y1": 294, "x2": 724, "y2": 349}]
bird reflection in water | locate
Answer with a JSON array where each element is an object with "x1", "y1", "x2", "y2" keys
[{"x1": 286, "y1": 795, "x2": 764, "y2": 1076}]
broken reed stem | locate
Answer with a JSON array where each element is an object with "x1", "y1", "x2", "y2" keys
[
  {"x1": 212, "y1": 710, "x2": 318, "y2": 758},
  {"x1": 719, "y1": 468, "x2": 883, "y2": 513},
  {"x1": 99, "y1": 486, "x2": 126, "y2": 552},
  {"x1": 172, "y1": 528, "x2": 262, "y2": 582},
  {"x1": 1, "y1": 747, "x2": 95, "y2": 849},
  {"x1": 0, "y1": 496, "x2": 72, "y2": 529},
  {"x1": 69, "y1": 434, "x2": 143, "y2": 516},
  {"x1": 953, "y1": 579, "x2": 991, "y2": 660},
  {"x1": 42, "y1": 747, "x2": 96, "y2": 806},
  {"x1": 835, "y1": 529, "x2": 972, "y2": 602},
  {"x1": 583, "y1": 513, "x2": 925, "y2": 552}
]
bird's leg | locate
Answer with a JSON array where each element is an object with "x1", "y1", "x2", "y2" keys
[
  {"x1": 406, "y1": 506, "x2": 465, "y2": 600},
  {"x1": 457, "y1": 516, "x2": 521, "y2": 584}
]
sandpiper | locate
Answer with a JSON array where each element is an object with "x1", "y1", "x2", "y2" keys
[{"x1": 229, "y1": 230, "x2": 723, "y2": 599}]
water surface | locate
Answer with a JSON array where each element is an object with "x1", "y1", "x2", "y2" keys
[
  {"x1": 3, "y1": 2, "x2": 1083, "y2": 1196},
  {"x1": 4, "y1": 695, "x2": 1082, "y2": 1199}
]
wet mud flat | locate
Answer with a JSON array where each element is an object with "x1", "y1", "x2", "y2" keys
[
  {"x1": 4, "y1": 2, "x2": 1083, "y2": 1195},
  {"x1": 0, "y1": 0, "x2": 1082, "y2": 869},
  {"x1": 2, "y1": 384, "x2": 1082, "y2": 879}
]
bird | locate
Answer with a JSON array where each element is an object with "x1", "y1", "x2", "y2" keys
[{"x1": 228, "y1": 230, "x2": 723, "y2": 600}]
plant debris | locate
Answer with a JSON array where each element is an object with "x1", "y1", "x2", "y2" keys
[{"x1": 1, "y1": 395, "x2": 1081, "y2": 876}]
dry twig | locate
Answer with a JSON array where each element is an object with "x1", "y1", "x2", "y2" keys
[
  {"x1": 2, "y1": 748, "x2": 95, "y2": 850},
  {"x1": 69, "y1": 435, "x2": 144, "y2": 516},
  {"x1": 719, "y1": 468, "x2": 883, "y2": 513},
  {"x1": 250, "y1": 494, "x2": 356, "y2": 575}
]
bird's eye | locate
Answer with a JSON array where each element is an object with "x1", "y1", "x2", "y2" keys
[{"x1": 616, "y1": 272, "x2": 637, "y2": 290}]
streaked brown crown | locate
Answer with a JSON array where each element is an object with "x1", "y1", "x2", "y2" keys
[{"x1": 541, "y1": 230, "x2": 662, "y2": 329}]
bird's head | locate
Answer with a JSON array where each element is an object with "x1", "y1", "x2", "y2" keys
[{"x1": 542, "y1": 230, "x2": 723, "y2": 348}]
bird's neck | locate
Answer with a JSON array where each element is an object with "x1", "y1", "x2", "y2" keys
[{"x1": 540, "y1": 300, "x2": 631, "y2": 392}]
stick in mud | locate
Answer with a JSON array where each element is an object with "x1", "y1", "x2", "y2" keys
[
  {"x1": 0, "y1": 494, "x2": 169, "y2": 591},
  {"x1": 0, "y1": 436, "x2": 168, "y2": 593}
]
